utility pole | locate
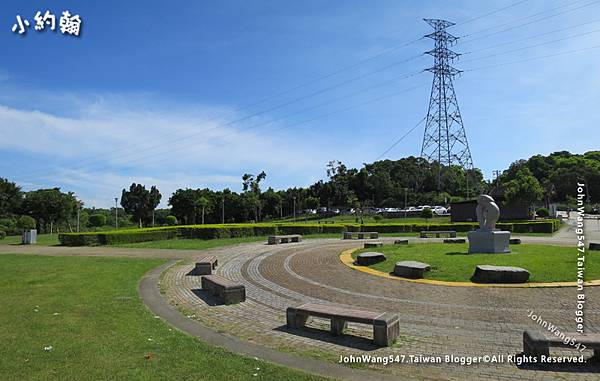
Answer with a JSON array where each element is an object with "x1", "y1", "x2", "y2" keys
[
  {"x1": 293, "y1": 196, "x2": 296, "y2": 223},
  {"x1": 152, "y1": 209, "x2": 155, "y2": 227},
  {"x1": 114, "y1": 197, "x2": 119, "y2": 230},
  {"x1": 221, "y1": 196, "x2": 225, "y2": 224},
  {"x1": 420, "y1": 19, "x2": 474, "y2": 191},
  {"x1": 77, "y1": 206, "x2": 80, "y2": 232}
]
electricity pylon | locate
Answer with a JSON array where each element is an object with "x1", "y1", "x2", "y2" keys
[{"x1": 420, "y1": 18, "x2": 474, "y2": 191}]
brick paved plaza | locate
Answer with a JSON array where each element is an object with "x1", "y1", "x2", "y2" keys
[{"x1": 160, "y1": 219, "x2": 600, "y2": 380}]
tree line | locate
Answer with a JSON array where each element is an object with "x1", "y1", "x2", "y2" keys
[{"x1": 0, "y1": 151, "x2": 598, "y2": 235}]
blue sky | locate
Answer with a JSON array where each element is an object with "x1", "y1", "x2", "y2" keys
[{"x1": 1, "y1": 0, "x2": 599, "y2": 207}]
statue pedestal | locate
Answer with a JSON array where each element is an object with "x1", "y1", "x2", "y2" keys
[{"x1": 468, "y1": 230, "x2": 511, "y2": 254}]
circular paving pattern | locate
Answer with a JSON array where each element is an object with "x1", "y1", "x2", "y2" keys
[{"x1": 162, "y1": 237, "x2": 600, "y2": 380}]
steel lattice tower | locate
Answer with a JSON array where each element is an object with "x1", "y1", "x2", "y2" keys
[{"x1": 420, "y1": 18, "x2": 474, "y2": 190}]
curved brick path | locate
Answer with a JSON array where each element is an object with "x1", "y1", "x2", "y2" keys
[{"x1": 161, "y1": 233, "x2": 600, "y2": 381}]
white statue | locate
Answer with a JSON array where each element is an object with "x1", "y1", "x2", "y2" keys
[{"x1": 476, "y1": 194, "x2": 500, "y2": 231}]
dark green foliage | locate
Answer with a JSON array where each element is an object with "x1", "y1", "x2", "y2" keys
[
  {"x1": 536, "y1": 207, "x2": 550, "y2": 218},
  {"x1": 16, "y1": 215, "x2": 36, "y2": 231},
  {"x1": 0, "y1": 229, "x2": 6, "y2": 239},
  {"x1": 88, "y1": 214, "x2": 107, "y2": 227},
  {"x1": 420, "y1": 208, "x2": 434, "y2": 220},
  {"x1": 58, "y1": 219, "x2": 561, "y2": 246},
  {"x1": 120, "y1": 183, "x2": 161, "y2": 228},
  {"x1": 21, "y1": 188, "x2": 78, "y2": 233},
  {"x1": 165, "y1": 215, "x2": 177, "y2": 226}
]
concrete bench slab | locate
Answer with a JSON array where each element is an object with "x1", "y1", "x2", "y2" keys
[
  {"x1": 355, "y1": 252, "x2": 386, "y2": 266},
  {"x1": 394, "y1": 261, "x2": 431, "y2": 279},
  {"x1": 343, "y1": 231, "x2": 379, "y2": 240},
  {"x1": 443, "y1": 238, "x2": 465, "y2": 244},
  {"x1": 589, "y1": 242, "x2": 600, "y2": 251},
  {"x1": 286, "y1": 303, "x2": 399, "y2": 347},
  {"x1": 420, "y1": 230, "x2": 456, "y2": 238},
  {"x1": 191, "y1": 255, "x2": 218, "y2": 275},
  {"x1": 471, "y1": 265, "x2": 530, "y2": 283},
  {"x1": 364, "y1": 241, "x2": 383, "y2": 248},
  {"x1": 523, "y1": 330, "x2": 600, "y2": 360},
  {"x1": 268, "y1": 235, "x2": 302, "y2": 245},
  {"x1": 394, "y1": 239, "x2": 409, "y2": 245},
  {"x1": 201, "y1": 274, "x2": 246, "y2": 304}
]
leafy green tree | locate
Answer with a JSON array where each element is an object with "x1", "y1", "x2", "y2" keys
[
  {"x1": 420, "y1": 207, "x2": 434, "y2": 222},
  {"x1": 88, "y1": 214, "x2": 107, "y2": 227},
  {"x1": 169, "y1": 189, "x2": 199, "y2": 224},
  {"x1": 120, "y1": 183, "x2": 162, "y2": 228},
  {"x1": 165, "y1": 215, "x2": 177, "y2": 226},
  {"x1": 21, "y1": 188, "x2": 78, "y2": 233},
  {"x1": 242, "y1": 171, "x2": 267, "y2": 221},
  {"x1": 198, "y1": 196, "x2": 209, "y2": 224},
  {"x1": 504, "y1": 168, "x2": 544, "y2": 210},
  {"x1": 16, "y1": 215, "x2": 36, "y2": 231},
  {"x1": 0, "y1": 178, "x2": 23, "y2": 217},
  {"x1": 304, "y1": 196, "x2": 320, "y2": 211}
]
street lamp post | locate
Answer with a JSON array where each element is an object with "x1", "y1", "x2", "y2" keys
[
  {"x1": 114, "y1": 197, "x2": 118, "y2": 230},
  {"x1": 222, "y1": 196, "x2": 225, "y2": 224},
  {"x1": 293, "y1": 196, "x2": 296, "y2": 223}
]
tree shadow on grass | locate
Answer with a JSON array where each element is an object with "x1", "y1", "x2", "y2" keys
[{"x1": 274, "y1": 324, "x2": 379, "y2": 351}]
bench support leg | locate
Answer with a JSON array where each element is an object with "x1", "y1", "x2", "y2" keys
[
  {"x1": 286, "y1": 309, "x2": 308, "y2": 329},
  {"x1": 373, "y1": 313, "x2": 400, "y2": 347},
  {"x1": 331, "y1": 318, "x2": 347, "y2": 336},
  {"x1": 591, "y1": 349, "x2": 600, "y2": 362}
]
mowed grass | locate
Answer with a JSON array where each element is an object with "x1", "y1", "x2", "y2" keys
[
  {"x1": 353, "y1": 243, "x2": 599, "y2": 283},
  {"x1": 0, "y1": 255, "x2": 327, "y2": 381},
  {"x1": 2, "y1": 234, "x2": 60, "y2": 246}
]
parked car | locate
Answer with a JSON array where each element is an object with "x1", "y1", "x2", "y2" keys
[{"x1": 432, "y1": 206, "x2": 448, "y2": 215}]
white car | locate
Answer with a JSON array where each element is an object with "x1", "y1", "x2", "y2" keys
[{"x1": 432, "y1": 206, "x2": 448, "y2": 215}]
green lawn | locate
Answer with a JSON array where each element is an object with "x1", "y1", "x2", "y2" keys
[
  {"x1": 0, "y1": 255, "x2": 327, "y2": 381},
  {"x1": 353, "y1": 243, "x2": 599, "y2": 283},
  {"x1": 1, "y1": 234, "x2": 61, "y2": 246}
]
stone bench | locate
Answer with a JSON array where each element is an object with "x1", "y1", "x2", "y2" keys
[
  {"x1": 268, "y1": 234, "x2": 302, "y2": 245},
  {"x1": 420, "y1": 230, "x2": 456, "y2": 238},
  {"x1": 523, "y1": 330, "x2": 600, "y2": 361},
  {"x1": 317, "y1": 221, "x2": 335, "y2": 224},
  {"x1": 201, "y1": 275, "x2": 246, "y2": 304},
  {"x1": 191, "y1": 255, "x2": 218, "y2": 275},
  {"x1": 355, "y1": 252, "x2": 386, "y2": 266},
  {"x1": 590, "y1": 242, "x2": 600, "y2": 251},
  {"x1": 343, "y1": 231, "x2": 379, "y2": 240},
  {"x1": 471, "y1": 265, "x2": 530, "y2": 283},
  {"x1": 364, "y1": 241, "x2": 383, "y2": 248},
  {"x1": 286, "y1": 303, "x2": 399, "y2": 347},
  {"x1": 443, "y1": 238, "x2": 465, "y2": 244},
  {"x1": 394, "y1": 239, "x2": 408, "y2": 245},
  {"x1": 394, "y1": 261, "x2": 431, "y2": 279},
  {"x1": 509, "y1": 238, "x2": 522, "y2": 245}
]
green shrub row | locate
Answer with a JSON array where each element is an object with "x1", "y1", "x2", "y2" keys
[{"x1": 59, "y1": 219, "x2": 560, "y2": 246}]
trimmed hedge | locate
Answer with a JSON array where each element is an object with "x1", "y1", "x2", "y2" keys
[{"x1": 58, "y1": 219, "x2": 561, "y2": 246}]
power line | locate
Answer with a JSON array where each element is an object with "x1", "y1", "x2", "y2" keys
[
  {"x1": 462, "y1": 17, "x2": 600, "y2": 54},
  {"x1": 375, "y1": 116, "x2": 426, "y2": 160},
  {"x1": 464, "y1": 42, "x2": 600, "y2": 72},
  {"x1": 452, "y1": 0, "x2": 530, "y2": 27},
  {"x1": 461, "y1": 27, "x2": 600, "y2": 64},
  {"x1": 458, "y1": 0, "x2": 600, "y2": 43}
]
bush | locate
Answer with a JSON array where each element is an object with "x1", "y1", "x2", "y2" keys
[
  {"x1": 420, "y1": 208, "x2": 434, "y2": 220},
  {"x1": 277, "y1": 224, "x2": 321, "y2": 235},
  {"x1": 536, "y1": 208, "x2": 550, "y2": 218},
  {"x1": 0, "y1": 229, "x2": 6, "y2": 240},
  {"x1": 16, "y1": 215, "x2": 36, "y2": 231},
  {"x1": 88, "y1": 214, "x2": 107, "y2": 227},
  {"x1": 165, "y1": 215, "x2": 177, "y2": 226},
  {"x1": 372, "y1": 214, "x2": 383, "y2": 222},
  {"x1": 59, "y1": 228, "x2": 177, "y2": 246}
]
